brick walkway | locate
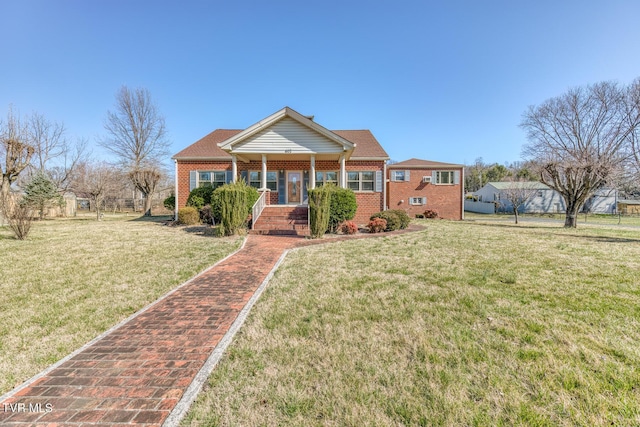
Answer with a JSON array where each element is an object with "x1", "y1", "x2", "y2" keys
[{"x1": 0, "y1": 225, "x2": 421, "y2": 426}]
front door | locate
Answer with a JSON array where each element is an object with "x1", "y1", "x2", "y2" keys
[{"x1": 287, "y1": 171, "x2": 301, "y2": 204}]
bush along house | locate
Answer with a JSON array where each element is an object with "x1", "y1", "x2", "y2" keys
[{"x1": 172, "y1": 107, "x2": 464, "y2": 234}]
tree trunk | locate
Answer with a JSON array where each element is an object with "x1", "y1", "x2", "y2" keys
[
  {"x1": 564, "y1": 201, "x2": 579, "y2": 228},
  {"x1": 513, "y1": 207, "x2": 519, "y2": 224},
  {"x1": 142, "y1": 194, "x2": 152, "y2": 216}
]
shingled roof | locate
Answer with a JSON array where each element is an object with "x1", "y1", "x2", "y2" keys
[
  {"x1": 388, "y1": 158, "x2": 463, "y2": 168},
  {"x1": 173, "y1": 128, "x2": 389, "y2": 160}
]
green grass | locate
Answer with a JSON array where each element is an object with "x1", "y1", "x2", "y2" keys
[
  {"x1": 0, "y1": 214, "x2": 242, "y2": 394},
  {"x1": 183, "y1": 220, "x2": 640, "y2": 427},
  {"x1": 465, "y1": 211, "x2": 640, "y2": 227}
]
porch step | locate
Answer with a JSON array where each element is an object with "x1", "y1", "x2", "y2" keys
[{"x1": 252, "y1": 206, "x2": 309, "y2": 236}]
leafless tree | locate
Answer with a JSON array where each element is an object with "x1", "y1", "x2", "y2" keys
[
  {"x1": 521, "y1": 80, "x2": 640, "y2": 227},
  {"x1": 28, "y1": 112, "x2": 67, "y2": 173},
  {"x1": 74, "y1": 161, "x2": 121, "y2": 221},
  {"x1": 26, "y1": 112, "x2": 89, "y2": 193},
  {"x1": 0, "y1": 107, "x2": 35, "y2": 201},
  {"x1": 498, "y1": 179, "x2": 539, "y2": 224},
  {"x1": 625, "y1": 78, "x2": 640, "y2": 181},
  {"x1": 100, "y1": 86, "x2": 169, "y2": 216}
]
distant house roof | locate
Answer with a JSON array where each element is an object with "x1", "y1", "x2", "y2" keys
[
  {"x1": 487, "y1": 181, "x2": 550, "y2": 190},
  {"x1": 388, "y1": 158, "x2": 463, "y2": 169}
]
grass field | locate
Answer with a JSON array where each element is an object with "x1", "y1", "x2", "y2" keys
[
  {"x1": 0, "y1": 214, "x2": 242, "y2": 395},
  {"x1": 183, "y1": 220, "x2": 640, "y2": 426},
  {"x1": 465, "y1": 211, "x2": 640, "y2": 227}
]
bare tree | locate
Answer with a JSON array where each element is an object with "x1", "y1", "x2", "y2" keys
[
  {"x1": 521, "y1": 80, "x2": 640, "y2": 227},
  {"x1": 100, "y1": 86, "x2": 169, "y2": 216},
  {"x1": 28, "y1": 112, "x2": 67, "y2": 173},
  {"x1": 626, "y1": 78, "x2": 640, "y2": 181},
  {"x1": 74, "y1": 161, "x2": 121, "y2": 221},
  {"x1": 498, "y1": 180, "x2": 539, "y2": 224},
  {"x1": 1, "y1": 107, "x2": 35, "y2": 200}
]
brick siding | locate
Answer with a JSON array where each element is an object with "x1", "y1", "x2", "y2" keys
[
  {"x1": 176, "y1": 159, "x2": 384, "y2": 222},
  {"x1": 387, "y1": 168, "x2": 463, "y2": 220}
]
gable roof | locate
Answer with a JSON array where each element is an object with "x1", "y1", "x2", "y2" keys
[
  {"x1": 487, "y1": 181, "x2": 550, "y2": 190},
  {"x1": 218, "y1": 107, "x2": 355, "y2": 152},
  {"x1": 173, "y1": 107, "x2": 389, "y2": 160},
  {"x1": 388, "y1": 158, "x2": 463, "y2": 168}
]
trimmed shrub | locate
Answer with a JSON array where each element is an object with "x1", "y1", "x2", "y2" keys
[
  {"x1": 367, "y1": 217, "x2": 387, "y2": 233},
  {"x1": 328, "y1": 186, "x2": 357, "y2": 232},
  {"x1": 178, "y1": 207, "x2": 199, "y2": 225},
  {"x1": 210, "y1": 183, "x2": 259, "y2": 226},
  {"x1": 389, "y1": 209, "x2": 410, "y2": 229},
  {"x1": 218, "y1": 181, "x2": 249, "y2": 235},
  {"x1": 163, "y1": 195, "x2": 175, "y2": 212},
  {"x1": 370, "y1": 211, "x2": 401, "y2": 231},
  {"x1": 339, "y1": 220, "x2": 358, "y2": 235},
  {"x1": 308, "y1": 186, "x2": 332, "y2": 238},
  {"x1": 186, "y1": 187, "x2": 214, "y2": 210},
  {"x1": 423, "y1": 209, "x2": 439, "y2": 219}
]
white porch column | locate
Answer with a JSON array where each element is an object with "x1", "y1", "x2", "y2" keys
[
  {"x1": 231, "y1": 155, "x2": 237, "y2": 183},
  {"x1": 310, "y1": 155, "x2": 316, "y2": 189},
  {"x1": 339, "y1": 155, "x2": 346, "y2": 188},
  {"x1": 174, "y1": 159, "x2": 178, "y2": 221},
  {"x1": 261, "y1": 154, "x2": 267, "y2": 189}
]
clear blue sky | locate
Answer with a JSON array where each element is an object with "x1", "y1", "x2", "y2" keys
[{"x1": 2, "y1": 0, "x2": 639, "y2": 168}]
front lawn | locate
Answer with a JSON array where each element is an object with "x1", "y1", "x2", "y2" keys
[
  {"x1": 183, "y1": 220, "x2": 640, "y2": 426},
  {"x1": 0, "y1": 215, "x2": 242, "y2": 395}
]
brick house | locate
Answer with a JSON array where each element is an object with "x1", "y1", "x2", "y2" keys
[
  {"x1": 387, "y1": 158, "x2": 464, "y2": 220},
  {"x1": 173, "y1": 107, "x2": 463, "y2": 233}
]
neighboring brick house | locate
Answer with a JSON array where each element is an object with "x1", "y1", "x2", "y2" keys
[
  {"x1": 172, "y1": 107, "x2": 464, "y2": 233},
  {"x1": 387, "y1": 158, "x2": 464, "y2": 220}
]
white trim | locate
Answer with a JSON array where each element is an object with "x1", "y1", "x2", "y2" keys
[
  {"x1": 217, "y1": 107, "x2": 355, "y2": 152},
  {"x1": 172, "y1": 156, "x2": 232, "y2": 161},
  {"x1": 174, "y1": 160, "x2": 179, "y2": 221},
  {"x1": 339, "y1": 155, "x2": 346, "y2": 188}
]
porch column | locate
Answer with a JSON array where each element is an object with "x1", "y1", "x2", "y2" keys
[
  {"x1": 310, "y1": 155, "x2": 316, "y2": 189},
  {"x1": 339, "y1": 154, "x2": 346, "y2": 188},
  {"x1": 261, "y1": 154, "x2": 267, "y2": 189},
  {"x1": 231, "y1": 155, "x2": 237, "y2": 183}
]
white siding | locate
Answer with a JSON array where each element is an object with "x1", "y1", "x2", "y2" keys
[{"x1": 232, "y1": 118, "x2": 344, "y2": 154}]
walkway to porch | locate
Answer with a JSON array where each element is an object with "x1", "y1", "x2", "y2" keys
[{"x1": 0, "y1": 225, "x2": 422, "y2": 426}]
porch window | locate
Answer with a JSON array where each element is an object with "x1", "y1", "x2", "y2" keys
[
  {"x1": 347, "y1": 171, "x2": 375, "y2": 192},
  {"x1": 199, "y1": 171, "x2": 226, "y2": 189},
  {"x1": 249, "y1": 171, "x2": 277, "y2": 191},
  {"x1": 316, "y1": 171, "x2": 338, "y2": 186}
]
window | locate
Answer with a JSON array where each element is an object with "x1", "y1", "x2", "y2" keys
[
  {"x1": 316, "y1": 171, "x2": 338, "y2": 186},
  {"x1": 410, "y1": 197, "x2": 426, "y2": 205},
  {"x1": 391, "y1": 170, "x2": 406, "y2": 181},
  {"x1": 199, "y1": 171, "x2": 226, "y2": 189},
  {"x1": 348, "y1": 171, "x2": 375, "y2": 191},
  {"x1": 436, "y1": 171, "x2": 454, "y2": 185},
  {"x1": 249, "y1": 171, "x2": 277, "y2": 191}
]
